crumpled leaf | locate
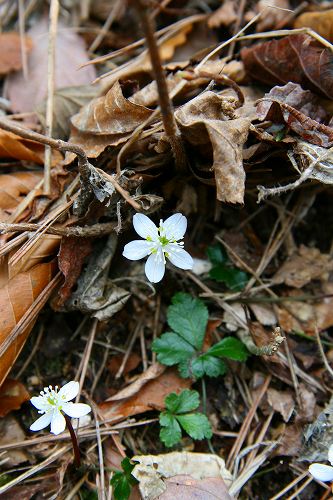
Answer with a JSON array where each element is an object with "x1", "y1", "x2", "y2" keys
[
  {"x1": 0, "y1": 32, "x2": 33, "y2": 76},
  {"x1": 65, "y1": 235, "x2": 130, "y2": 320},
  {"x1": 241, "y1": 34, "x2": 333, "y2": 99},
  {"x1": 273, "y1": 245, "x2": 333, "y2": 288},
  {"x1": 35, "y1": 84, "x2": 100, "y2": 140},
  {"x1": 294, "y1": 9, "x2": 333, "y2": 43},
  {"x1": 68, "y1": 81, "x2": 153, "y2": 159},
  {"x1": 293, "y1": 140, "x2": 333, "y2": 185},
  {"x1": 131, "y1": 452, "x2": 232, "y2": 500},
  {"x1": 257, "y1": 83, "x2": 333, "y2": 147},
  {"x1": 0, "y1": 379, "x2": 30, "y2": 417},
  {"x1": 5, "y1": 17, "x2": 96, "y2": 113},
  {"x1": 175, "y1": 91, "x2": 250, "y2": 203},
  {"x1": 99, "y1": 368, "x2": 190, "y2": 423}
]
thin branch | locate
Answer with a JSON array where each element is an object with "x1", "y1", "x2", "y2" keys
[{"x1": 0, "y1": 221, "x2": 117, "y2": 237}]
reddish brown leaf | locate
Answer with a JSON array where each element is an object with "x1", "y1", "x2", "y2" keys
[
  {"x1": 241, "y1": 34, "x2": 333, "y2": 99},
  {"x1": 56, "y1": 236, "x2": 93, "y2": 305},
  {"x1": 294, "y1": 9, "x2": 333, "y2": 43},
  {"x1": 108, "y1": 353, "x2": 141, "y2": 376},
  {"x1": 0, "y1": 171, "x2": 43, "y2": 220},
  {"x1": 0, "y1": 379, "x2": 30, "y2": 417},
  {"x1": 99, "y1": 367, "x2": 191, "y2": 423},
  {"x1": 0, "y1": 32, "x2": 33, "y2": 76},
  {"x1": 0, "y1": 129, "x2": 45, "y2": 164}
]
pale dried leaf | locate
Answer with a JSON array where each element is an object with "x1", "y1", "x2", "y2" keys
[
  {"x1": 267, "y1": 388, "x2": 295, "y2": 422},
  {"x1": 256, "y1": 0, "x2": 290, "y2": 32},
  {"x1": 0, "y1": 32, "x2": 33, "y2": 76},
  {"x1": 5, "y1": 18, "x2": 96, "y2": 113},
  {"x1": 208, "y1": 1, "x2": 237, "y2": 28},
  {"x1": 0, "y1": 171, "x2": 43, "y2": 220}
]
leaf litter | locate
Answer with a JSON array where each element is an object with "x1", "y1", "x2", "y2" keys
[{"x1": 0, "y1": 1, "x2": 333, "y2": 499}]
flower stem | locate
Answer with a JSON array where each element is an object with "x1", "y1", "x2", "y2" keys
[{"x1": 64, "y1": 414, "x2": 81, "y2": 467}]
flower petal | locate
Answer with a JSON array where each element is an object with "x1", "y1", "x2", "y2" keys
[
  {"x1": 123, "y1": 240, "x2": 151, "y2": 260},
  {"x1": 62, "y1": 402, "x2": 91, "y2": 418},
  {"x1": 328, "y1": 444, "x2": 333, "y2": 465},
  {"x1": 165, "y1": 244, "x2": 193, "y2": 270},
  {"x1": 145, "y1": 249, "x2": 165, "y2": 283},
  {"x1": 50, "y1": 411, "x2": 66, "y2": 435},
  {"x1": 30, "y1": 396, "x2": 48, "y2": 410},
  {"x1": 309, "y1": 463, "x2": 333, "y2": 482},
  {"x1": 30, "y1": 412, "x2": 52, "y2": 432},
  {"x1": 162, "y1": 213, "x2": 187, "y2": 241},
  {"x1": 58, "y1": 381, "x2": 79, "y2": 402},
  {"x1": 133, "y1": 213, "x2": 158, "y2": 239}
]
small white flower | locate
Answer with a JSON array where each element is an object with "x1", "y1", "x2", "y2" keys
[
  {"x1": 123, "y1": 213, "x2": 193, "y2": 283},
  {"x1": 309, "y1": 444, "x2": 333, "y2": 482},
  {"x1": 30, "y1": 381, "x2": 91, "y2": 435}
]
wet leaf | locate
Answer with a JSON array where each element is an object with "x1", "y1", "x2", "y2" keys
[
  {"x1": 0, "y1": 32, "x2": 33, "y2": 76},
  {"x1": 241, "y1": 34, "x2": 333, "y2": 99}
]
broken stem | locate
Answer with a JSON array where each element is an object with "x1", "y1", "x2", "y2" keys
[
  {"x1": 64, "y1": 414, "x2": 81, "y2": 468},
  {"x1": 134, "y1": 0, "x2": 186, "y2": 171}
]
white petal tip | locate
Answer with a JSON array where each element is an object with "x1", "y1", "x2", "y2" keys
[{"x1": 309, "y1": 463, "x2": 333, "y2": 482}]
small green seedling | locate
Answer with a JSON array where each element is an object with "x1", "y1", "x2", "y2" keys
[
  {"x1": 110, "y1": 457, "x2": 138, "y2": 500},
  {"x1": 207, "y1": 244, "x2": 248, "y2": 291},
  {"x1": 159, "y1": 389, "x2": 212, "y2": 447},
  {"x1": 152, "y1": 293, "x2": 248, "y2": 379}
]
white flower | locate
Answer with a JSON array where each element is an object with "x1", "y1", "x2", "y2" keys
[
  {"x1": 123, "y1": 213, "x2": 193, "y2": 283},
  {"x1": 30, "y1": 381, "x2": 91, "y2": 435},
  {"x1": 309, "y1": 444, "x2": 333, "y2": 482}
]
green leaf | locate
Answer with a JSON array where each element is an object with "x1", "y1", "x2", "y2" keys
[
  {"x1": 159, "y1": 412, "x2": 182, "y2": 447},
  {"x1": 209, "y1": 266, "x2": 248, "y2": 291},
  {"x1": 176, "y1": 413, "x2": 213, "y2": 441},
  {"x1": 152, "y1": 332, "x2": 195, "y2": 365},
  {"x1": 192, "y1": 354, "x2": 227, "y2": 378},
  {"x1": 165, "y1": 390, "x2": 200, "y2": 414},
  {"x1": 111, "y1": 474, "x2": 131, "y2": 500},
  {"x1": 206, "y1": 244, "x2": 228, "y2": 265},
  {"x1": 207, "y1": 337, "x2": 249, "y2": 361},
  {"x1": 167, "y1": 293, "x2": 208, "y2": 349}
]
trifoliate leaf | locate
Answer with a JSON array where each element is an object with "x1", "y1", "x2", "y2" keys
[
  {"x1": 167, "y1": 292, "x2": 208, "y2": 349},
  {"x1": 207, "y1": 337, "x2": 249, "y2": 361},
  {"x1": 176, "y1": 413, "x2": 213, "y2": 441},
  {"x1": 209, "y1": 266, "x2": 248, "y2": 291},
  {"x1": 165, "y1": 389, "x2": 200, "y2": 414},
  {"x1": 152, "y1": 332, "x2": 195, "y2": 365},
  {"x1": 159, "y1": 412, "x2": 182, "y2": 447},
  {"x1": 192, "y1": 355, "x2": 227, "y2": 378}
]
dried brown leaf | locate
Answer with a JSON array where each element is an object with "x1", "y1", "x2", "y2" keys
[
  {"x1": 0, "y1": 415, "x2": 30, "y2": 466},
  {"x1": 0, "y1": 129, "x2": 45, "y2": 164},
  {"x1": 99, "y1": 368, "x2": 191, "y2": 422},
  {"x1": 5, "y1": 18, "x2": 96, "y2": 113},
  {"x1": 0, "y1": 171, "x2": 43, "y2": 220},
  {"x1": 294, "y1": 9, "x2": 333, "y2": 42},
  {"x1": 256, "y1": 0, "x2": 290, "y2": 32},
  {"x1": 175, "y1": 91, "x2": 250, "y2": 203},
  {"x1": 0, "y1": 379, "x2": 30, "y2": 417},
  {"x1": 0, "y1": 32, "x2": 33, "y2": 76},
  {"x1": 208, "y1": 1, "x2": 237, "y2": 29},
  {"x1": 160, "y1": 475, "x2": 232, "y2": 500},
  {"x1": 267, "y1": 387, "x2": 295, "y2": 422}
]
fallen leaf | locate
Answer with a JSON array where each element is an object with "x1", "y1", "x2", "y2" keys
[
  {"x1": 175, "y1": 91, "x2": 250, "y2": 203},
  {"x1": 57, "y1": 236, "x2": 93, "y2": 305},
  {"x1": 0, "y1": 32, "x2": 33, "y2": 76},
  {"x1": 241, "y1": 34, "x2": 333, "y2": 99},
  {"x1": 132, "y1": 452, "x2": 232, "y2": 500},
  {"x1": 273, "y1": 245, "x2": 333, "y2": 288},
  {"x1": 0, "y1": 129, "x2": 45, "y2": 164},
  {"x1": 256, "y1": 0, "x2": 291, "y2": 32},
  {"x1": 5, "y1": 17, "x2": 96, "y2": 113},
  {"x1": 0, "y1": 171, "x2": 43, "y2": 220},
  {"x1": 99, "y1": 368, "x2": 191, "y2": 422},
  {"x1": 266, "y1": 387, "x2": 295, "y2": 422},
  {"x1": 0, "y1": 379, "x2": 30, "y2": 417},
  {"x1": 0, "y1": 415, "x2": 30, "y2": 465},
  {"x1": 277, "y1": 423, "x2": 303, "y2": 456},
  {"x1": 108, "y1": 353, "x2": 141, "y2": 376},
  {"x1": 208, "y1": 1, "x2": 237, "y2": 29},
  {"x1": 294, "y1": 9, "x2": 333, "y2": 43},
  {"x1": 0, "y1": 261, "x2": 58, "y2": 386}
]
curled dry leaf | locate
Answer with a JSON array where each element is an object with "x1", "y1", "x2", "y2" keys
[
  {"x1": 0, "y1": 129, "x2": 45, "y2": 164},
  {"x1": 241, "y1": 34, "x2": 333, "y2": 99},
  {"x1": 273, "y1": 245, "x2": 333, "y2": 288},
  {"x1": 294, "y1": 9, "x2": 333, "y2": 43},
  {"x1": 5, "y1": 17, "x2": 96, "y2": 113},
  {"x1": 0, "y1": 261, "x2": 58, "y2": 386},
  {"x1": 0, "y1": 379, "x2": 30, "y2": 417},
  {"x1": 99, "y1": 367, "x2": 191, "y2": 423},
  {"x1": 0, "y1": 32, "x2": 33, "y2": 76},
  {"x1": 175, "y1": 91, "x2": 250, "y2": 203}
]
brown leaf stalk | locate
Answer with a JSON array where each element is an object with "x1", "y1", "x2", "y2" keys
[{"x1": 134, "y1": 0, "x2": 187, "y2": 171}]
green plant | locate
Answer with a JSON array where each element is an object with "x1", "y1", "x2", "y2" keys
[
  {"x1": 152, "y1": 293, "x2": 248, "y2": 379},
  {"x1": 207, "y1": 244, "x2": 248, "y2": 291},
  {"x1": 110, "y1": 457, "x2": 138, "y2": 500},
  {"x1": 159, "y1": 389, "x2": 212, "y2": 447}
]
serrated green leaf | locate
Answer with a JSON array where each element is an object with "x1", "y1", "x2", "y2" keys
[
  {"x1": 192, "y1": 354, "x2": 227, "y2": 378},
  {"x1": 159, "y1": 413, "x2": 182, "y2": 447},
  {"x1": 209, "y1": 265, "x2": 248, "y2": 291},
  {"x1": 206, "y1": 244, "x2": 228, "y2": 265},
  {"x1": 152, "y1": 332, "x2": 195, "y2": 365},
  {"x1": 178, "y1": 359, "x2": 191, "y2": 379},
  {"x1": 167, "y1": 293, "x2": 208, "y2": 349},
  {"x1": 112, "y1": 474, "x2": 131, "y2": 500},
  {"x1": 165, "y1": 390, "x2": 200, "y2": 414},
  {"x1": 207, "y1": 337, "x2": 249, "y2": 361},
  {"x1": 176, "y1": 413, "x2": 213, "y2": 440}
]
